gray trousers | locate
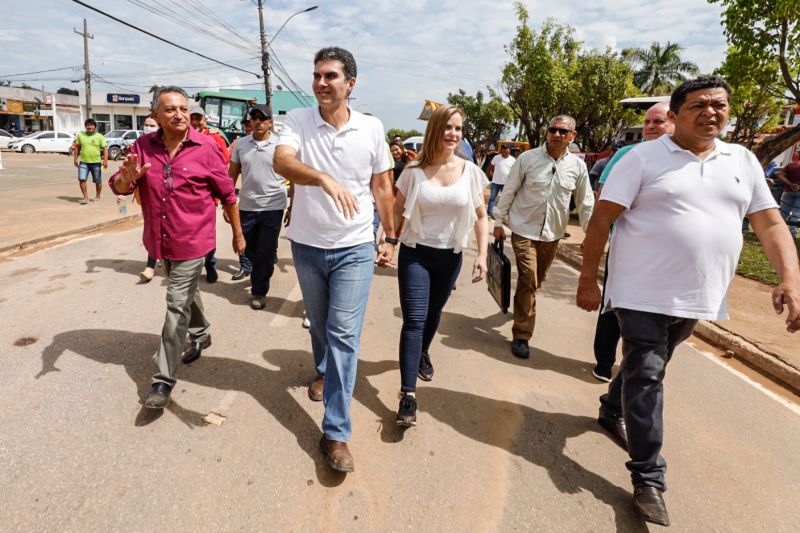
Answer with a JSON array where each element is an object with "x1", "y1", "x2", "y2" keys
[
  {"x1": 153, "y1": 257, "x2": 210, "y2": 386},
  {"x1": 599, "y1": 308, "x2": 697, "y2": 491}
]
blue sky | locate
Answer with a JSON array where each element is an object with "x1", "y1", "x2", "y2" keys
[{"x1": 1, "y1": 0, "x2": 729, "y2": 131}]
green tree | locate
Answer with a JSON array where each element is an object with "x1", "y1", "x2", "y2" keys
[
  {"x1": 566, "y1": 49, "x2": 640, "y2": 152},
  {"x1": 57, "y1": 87, "x2": 79, "y2": 96},
  {"x1": 622, "y1": 41, "x2": 700, "y2": 95},
  {"x1": 716, "y1": 46, "x2": 784, "y2": 149},
  {"x1": 501, "y1": 5, "x2": 580, "y2": 146},
  {"x1": 710, "y1": 0, "x2": 800, "y2": 166},
  {"x1": 386, "y1": 128, "x2": 423, "y2": 142},
  {"x1": 446, "y1": 88, "x2": 514, "y2": 148}
]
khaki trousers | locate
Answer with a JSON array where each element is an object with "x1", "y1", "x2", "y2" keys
[
  {"x1": 153, "y1": 257, "x2": 210, "y2": 386},
  {"x1": 510, "y1": 234, "x2": 560, "y2": 341}
]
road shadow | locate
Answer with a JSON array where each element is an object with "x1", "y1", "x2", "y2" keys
[
  {"x1": 35, "y1": 328, "x2": 348, "y2": 486},
  {"x1": 56, "y1": 195, "x2": 86, "y2": 204},
  {"x1": 83, "y1": 257, "x2": 303, "y2": 316},
  {"x1": 394, "y1": 307, "x2": 595, "y2": 383},
  {"x1": 421, "y1": 387, "x2": 646, "y2": 532}
]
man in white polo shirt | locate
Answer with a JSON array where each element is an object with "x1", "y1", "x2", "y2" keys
[
  {"x1": 274, "y1": 47, "x2": 396, "y2": 474},
  {"x1": 486, "y1": 144, "x2": 515, "y2": 218},
  {"x1": 577, "y1": 76, "x2": 800, "y2": 526}
]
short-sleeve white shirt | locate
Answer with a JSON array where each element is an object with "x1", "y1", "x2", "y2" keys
[
  {"x1": 490, "y1": 153, "x2": 515, "y2": 185},
  {"x1": 600, "y1": 135, "x2": 777, "y2": 320},
  {"x1": 277, "y1": 106, "x2": 390, "y2": 248}
]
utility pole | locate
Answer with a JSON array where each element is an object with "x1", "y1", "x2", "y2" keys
[
  {"x1": 257, "y1": 0, "x2": 272, "y2": 117},
  {"x1": 74, "y1": 18, "x2": 94, "y2": 120}
]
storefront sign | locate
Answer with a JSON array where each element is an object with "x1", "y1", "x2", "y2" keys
[
  {"x1": 107, "y1": 93, "x2": 140, "y2": 104},
  {"x1": 7, "y1": 100, "x2": 24, "y2": 114}
]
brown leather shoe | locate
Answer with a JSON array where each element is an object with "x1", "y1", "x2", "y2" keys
[
  {"x1": 308, "y1": 375, "x2": 324, "y2": 402},
  {"x1": 319, "y1": 436, "x2": 354, "y2": 473},
  {"x1": 633, "y1": 486, "x2": 669, "y2": 526}
]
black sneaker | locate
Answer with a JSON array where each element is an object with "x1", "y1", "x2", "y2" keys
[
  {"x1": 510, "y1": 339, "x2": 530, "y2": 359},
  {"x1": 418, "y1": 351, "x2": 434, "y2": 381},
  {"x1": 592, "y1": 365, "x2": 612, "y2": 383},
  {"x1": 396, "y1": 393, "x2": 417, "y2": 427}
]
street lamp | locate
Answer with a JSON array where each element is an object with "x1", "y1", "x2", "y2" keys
[{"x1": 257, "y1": 3, "x2": 318, "y2": 117}]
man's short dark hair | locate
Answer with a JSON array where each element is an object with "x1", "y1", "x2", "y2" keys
[
  {"x1": 670, "y1": 75, "x2": 731, "y2": 114},
  {"x1": 152, "y1": 85, "x2": 189, "y2": 109},
  {"x1": 84, "y1": 118, "x2": 97, "y2": 127},
  {"x1": 314, "y1": 47, "x2": 357, "y2": 80}
]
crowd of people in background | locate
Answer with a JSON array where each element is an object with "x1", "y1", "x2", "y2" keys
[{"x1": 104, "y1": 43, "x2": 800, "y2": 528}]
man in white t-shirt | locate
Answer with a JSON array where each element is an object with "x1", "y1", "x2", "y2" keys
[
  {"x1": 577, "y1": 76, "x2": 800, "y2": 526},
  {"x1": 486, "y1": 144, "x2": 515, "y2": 217},
  {"x1": 274, "y1": 47, "x2": 396, "y2": 474}
]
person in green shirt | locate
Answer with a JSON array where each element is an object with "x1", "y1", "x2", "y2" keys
[{"x1": 73, "y1": 118, "x2": 108, "y2": 204}]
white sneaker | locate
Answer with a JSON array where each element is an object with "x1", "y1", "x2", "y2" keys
[
  {"x1": 302, "y1": 316, "x2": 311, "y2": 329},
  {"x1": 138, "y1": 267, "x2": 155, "y2": 283}
]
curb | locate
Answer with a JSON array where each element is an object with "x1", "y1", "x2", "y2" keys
[
  {"x1": 0, "y1": 214, "x2": 142, "y2": 255},
  {"x1": 555, "y1": 243, "x2": 800, "y2": 396}
]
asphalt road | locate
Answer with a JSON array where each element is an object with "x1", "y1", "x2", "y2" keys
[{"x1": 1, "y1": 216, "x2": 798, "y2": 532}]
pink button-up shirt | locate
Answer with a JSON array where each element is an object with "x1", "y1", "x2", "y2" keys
[{"x1": 110, "y1": 127, "x2": 236, "y2": 261}]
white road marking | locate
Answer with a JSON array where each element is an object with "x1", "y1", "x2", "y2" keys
[{"x1": 687, "y1": 341, "x2": 800, "y2": 416}]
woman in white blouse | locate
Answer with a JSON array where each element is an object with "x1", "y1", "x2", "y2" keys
[{"x1": 387, "y1": 104, "x2": 489, "y2": 427}]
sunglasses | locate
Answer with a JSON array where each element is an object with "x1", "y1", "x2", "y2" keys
[
  {"x1": 163, "y1": 163, "x2": 174, "y2": 192},
  {"x1": 547, "y1": 127, "x2": 572, "y2": 136}
]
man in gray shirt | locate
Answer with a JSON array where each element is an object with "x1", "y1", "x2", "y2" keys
[{"x1": 229, "y1": 104, "x2": 288, "y2": 310}]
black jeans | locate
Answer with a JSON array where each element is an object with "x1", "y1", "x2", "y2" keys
[
  {"x1": 600, "y1": 308, "x2": 697, "y2": 491},
  {"x1": 593, "y1": 253, "x2": 620, "y2": 372},
  {"x1": 240, "y1": 209, "x2": 283, "y2": 297},
  {"x1": 398, "y1": 243, "x2": 462, "y2": 392}
]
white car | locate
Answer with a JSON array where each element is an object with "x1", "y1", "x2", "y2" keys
[
  {"x1": 0, "y1": 128, "x2": 18, "y2": 148},
  {"x1": 403, "y1": 136, "x2": 424, "y2": 153},
  {"x1": 8, "y1": 131, "x2": 76, "y2": 154}
]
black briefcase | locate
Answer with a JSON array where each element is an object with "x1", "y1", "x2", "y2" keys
[{"x1": 487, "y1": 239, "x2": 511, "y2": 314}]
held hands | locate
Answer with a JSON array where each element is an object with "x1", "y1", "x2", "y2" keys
[
  {"x1": 772, "y1": 281, "x2": 800, "y2": 333},
  {"x1": 493, "y1": 227, "x2": 506, "y2": 241},
  {"x1": 576, "y1": 277, "x2": 602, "y2": 311},
  {"x1": 321, "y1": 175, "x2": 359, "y2": 219},
  {"x1": 472, "y1": 255, "x2": 488, "y2": 283},
  {"x1": 376, "y1": 242, "x2": 396, "y2": 268}
]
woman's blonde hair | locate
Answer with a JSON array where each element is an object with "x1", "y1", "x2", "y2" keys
[{"x1": 413, "y1": 105, "x2": 464, "y2": 169}]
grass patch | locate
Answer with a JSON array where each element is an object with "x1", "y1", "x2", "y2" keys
[{"x1": 737, "y1": 233, "x2": 799, "y2": 286}]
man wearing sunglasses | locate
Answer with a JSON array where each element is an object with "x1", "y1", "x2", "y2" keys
[
  {"x1": 110, "y1": 86, "x2": 245, "y2": 410},
  {"x1": 228, "y1": 104, "x2": 287, "y2": 310},
  {"x1": 492, "y1": 115, "x2": 594, "y2": 359}
]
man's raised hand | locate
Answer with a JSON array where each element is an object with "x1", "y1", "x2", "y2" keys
[{"x1": 119, "y1": 153, "x2": 151, "y2": 184}]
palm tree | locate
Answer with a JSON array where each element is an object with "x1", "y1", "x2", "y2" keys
[{"x1": 623, "y1": 41, "x2": 700, "y2": 95}]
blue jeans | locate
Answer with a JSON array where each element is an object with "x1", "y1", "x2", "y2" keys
[
  {"x1": 487, "y1": 183, "x2": 504, "y2": 216},
  {"x1": 398, "y1": 244, "x2": 462, "y2": 392},
  {"x1": 291, "y1": 240, "x2": 375, "y2": 442},
  {"x1": 78, "y1": 162, "x2": 102, "y2": 184},
  {"x1": 780, "y1": 191, "x2": 800, "y2": 237},
  {"x1": 240, "y1": 209, "x2": 283, "y2": 297}
]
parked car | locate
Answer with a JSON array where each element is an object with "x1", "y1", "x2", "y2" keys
[
  {"x1": 8, "y1": 131, "x2": 76, "y2": 154},
  {"x1": 0, "y1": 128, "x2": 19, "y2": 148},
  {"x1": 403, "y1": 136, "x2": 424, "y2": 153},
  {"x1": 104, "y1": 129, "x2": 143, "y2": 160}
]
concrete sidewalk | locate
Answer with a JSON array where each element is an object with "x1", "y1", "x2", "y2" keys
[{"x1": 558, "y1": 222, "x2": 800, "y2": 395}]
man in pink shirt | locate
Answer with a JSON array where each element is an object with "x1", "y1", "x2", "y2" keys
[{"x1": 110, "y1": 86, "x2": 245, "y2": 409}]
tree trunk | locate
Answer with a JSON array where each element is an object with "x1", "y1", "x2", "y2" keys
[{"x1": 753, "y1": 123, "x2": 800, "y2": 167}]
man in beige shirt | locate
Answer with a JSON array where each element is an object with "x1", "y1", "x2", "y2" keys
[{"x1": 493, "y1": 114, "x2": 594, "y2": 358}]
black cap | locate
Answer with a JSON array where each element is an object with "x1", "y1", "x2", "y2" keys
[{"x1": 248, "y1": 104, "x2": 272, "y2": 119}]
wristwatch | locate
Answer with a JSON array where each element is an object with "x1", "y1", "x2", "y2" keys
[{"x1": 384, "y1": 236, "x2": 399, "y2": 245}]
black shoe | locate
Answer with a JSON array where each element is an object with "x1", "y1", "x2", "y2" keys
[
  {"x1": 396, "y1": 393, "x2": 417, "y2": 427},
  {"x1": 418, "y1": 351, "x2": 434, "y2": 381},
  {"x1": 511, "y1": 339, "x2": 530, "y2": 359},
  {"x1": 206, "y1": 265, "x2": 218, "y2": 283},
  {"x1": 563, "y1": 232, "x2": 572, "y2": 239},
  {"x1": 182, "y1": 337, "x2": 211, "y2": 365},
  {"x1": 633, "y1": 486, "x2": 670, "y2": 526},
  {"x1": 145, "y1": 382, "x2": 172, "y2": 409},
  {"x1": 231, "y1": 268, "x2": 250, "y2": 281},
  {"x1": 592, "y1": 365, "x2": 613, "y2": 383},
  {"x1": 598, "y1": 410, "x2": 628, "y2": 451}
]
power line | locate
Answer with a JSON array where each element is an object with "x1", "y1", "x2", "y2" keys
[
  {"x1": 69, "y1": 0, "x2": 262, "y2": 78},
  {"x1": 0, "y1": 65, "x2": 82, "y2": 78}
]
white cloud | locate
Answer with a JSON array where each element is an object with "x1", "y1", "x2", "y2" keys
[{"x1": 2, "y1": 0, "x2": 730, "y2": 130}]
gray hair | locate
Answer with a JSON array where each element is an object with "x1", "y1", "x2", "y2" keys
[
  {"x1": 152, "y1": 85, "x2": 189, "y2": 110},
  {"x1": 550, "y1": 114, "x2": 576, "y2": 131},
  {"x1": 314, "y1": 47, "x2": 357, "y2": 80}
]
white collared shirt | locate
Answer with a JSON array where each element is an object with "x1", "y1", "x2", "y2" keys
[
  {"x1": 277, "y1": 106, "x2": 390, "y2": 248},
  {"x1": 601, "y1": 135, "x2": 777, "y2": 320},
  {"x1": 492, "y1": 145, "x2": 594, "y2": 242}
]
